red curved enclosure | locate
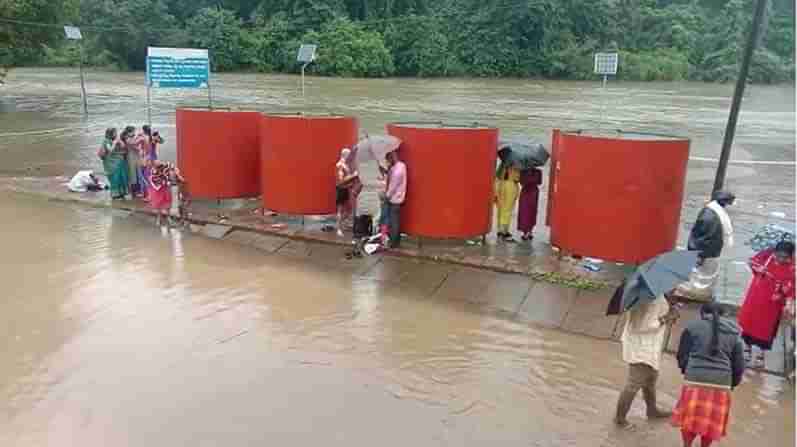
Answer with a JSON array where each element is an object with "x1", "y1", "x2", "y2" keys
[
  {"x1": 176, "y1": 109, "x2": 261, "y2": 199},
  {"x1": 547, "y1": 130, "x2": 690, "y2": 264},
  {"x1": 260, "y1": 115, "x2": 358, "y2": 214},
  {"x1": 387, "y1": 123, "x2": 498, "y2": 239}
]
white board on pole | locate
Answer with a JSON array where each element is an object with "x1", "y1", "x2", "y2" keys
[
  {"x1": 594, "y1": 52, "x2": 619, "y2": 76},
  {"x1": 146, "y1": 47, "x2": 210, "y2": 88},
  {"x1": 297, "y1": 44, "x2": 317, "y2": 64},
  {"x1": 64, "y1": 26, "x2": 83, "y2": 40}
]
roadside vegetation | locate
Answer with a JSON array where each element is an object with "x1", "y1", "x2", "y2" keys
[{"x1": 1, "y1": 0, "x2": 794, "y2": 82}]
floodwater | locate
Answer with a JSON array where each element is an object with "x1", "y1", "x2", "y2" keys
[
  {"x1": 0, "y1": 69, "x2": 795, "y2": 445},
  {"x1": 0, "y1": 192, "x2": 793, "y2": 446},
  {"x1": 1, "y1": 68, "x2": 795, "y2": 302}
]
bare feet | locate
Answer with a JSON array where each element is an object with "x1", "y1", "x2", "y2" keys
[
  {"x1": 614, "y1": 419, "x2": 636, "y2": 431},
  {"x1": 647, "y1": 408, "x2": 673, "y2": 420}
]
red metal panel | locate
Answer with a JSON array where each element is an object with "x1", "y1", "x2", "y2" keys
[
  {"x1": 176, "y1": 109, "x2": 260, "y2": 199},
  {"x1": 387, "y1": 124, "x2": 498, "y2": 239},
  {"x1": 549, "y1": 131, "x2": 690, "y2": 264},
  {"x1": 260, "y1": 115, "x2": 358, "y2": 215}
]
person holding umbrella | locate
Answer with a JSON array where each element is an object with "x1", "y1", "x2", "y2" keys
[
  {"x1": 614, "y1": 292, "x2": 680, "y2": 429},
  {"x1": 359, "y1": 134, "x2": 403, "y2": 246},
  {"x1": 609, "y1": 249, "x2": 701, "y2": 429},
  {"x1": 494, "y1": 146, "x2": 521, "y2": 242},
  {"x1": 383, "y1": 150, "x2": 407, "y2": 249}
]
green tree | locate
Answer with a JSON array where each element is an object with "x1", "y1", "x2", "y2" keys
[
  {"x1": 79, "y1": 0, "x2": 181, "y2": 70},
  {"x1": 0, "y1": 0, "x2": 794, "y2": 82},
  {"x1": 187, "y1": 7, "x2": 244, "y2": 71},
  {"x1": 383, "y1": 15, "x2": 453, "y2": 76},
  {"x1": 302, "y1": 18, "x2": 394, "y2": 77},
  {"x1": 247, "y1": 13, "x2": 298, "y2": 72},
  {"x1": 0, "y1": 0, "x2": 71, "y2": 66}
]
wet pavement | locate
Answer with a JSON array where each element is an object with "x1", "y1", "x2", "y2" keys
[
  {"x1": 0, "y1": 192, "x2": 794, "y2": 446},
  {"x1": 0, "y1": 175, "x2": 624, "y2": 286}
]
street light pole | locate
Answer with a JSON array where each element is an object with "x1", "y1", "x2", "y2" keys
[{"x1": 713, "y1": 0, "x2": 768, "y2": 194}]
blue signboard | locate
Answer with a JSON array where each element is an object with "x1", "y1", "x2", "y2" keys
[{"x1": 146, "y1": 47, "x2": 210, "y2": 89}]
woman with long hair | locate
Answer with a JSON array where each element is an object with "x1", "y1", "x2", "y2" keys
[
  {"x1": 135, "y1": 125, "x2": 153, "y2": 200},
  {"x1": 672, "y1": 301, "x2": 746, "y2": 447},
  {"x1": 737, "y1": 240, "x2": 795, "y2": 367},
  {"x1": 97, "y1": 127, "x2": 129, "y2": 200}
]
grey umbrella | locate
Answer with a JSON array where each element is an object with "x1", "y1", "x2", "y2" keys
[
  {"x1": 499, "y1": 138, "x2": 550, "y2": 168},
  {"x1": 620, "y1": 250, "x2": 701, "y2": 312}
]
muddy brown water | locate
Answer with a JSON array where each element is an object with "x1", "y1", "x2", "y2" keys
[
  {"x1": 0, "y1": 69, "x2": 795, "y2": 445},
  {"x1": 1, "y1": 68, "x2": 795, "y2": 303},
  {"x1": 0, "y1": 193, "x2": 793, "y2": 446}
]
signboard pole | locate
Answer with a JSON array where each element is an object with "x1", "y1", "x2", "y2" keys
[
  {"x1": 301, "y1": 63, "x2": 308, "y2": 98},
  {"x1": 600, "y1": 74, "x2": 608, "y2": 129},
  {"x1": 593, "y1": 52, "x2": 618, "y2": 131},
  {"x1": 207, "y1": 81, "x2": 213, "y2": 110},
  {"x1": 78, "y1": 42, "x2": 88, "y2": 115},
  {"x1": 146, "y1": 82, "x2": 152, "y2": 126},
  {"x1": 296, "y1": 45, "x2": 317, "y2": 99},
  {"x1": 65, "y1": 27, "x2": 88, "y2": 115}
]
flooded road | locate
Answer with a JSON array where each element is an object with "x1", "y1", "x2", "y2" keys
[
  {"x1": 0, "y1": 192, "x2": 793, "y2": 446},
  {"x1": 0, "y1": 69, "x2": 795, "y2": 445},
  {"x1": 1, "y1": 68, "x2": 795, "y2": 303}
]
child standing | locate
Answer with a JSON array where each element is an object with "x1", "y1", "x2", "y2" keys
[{"x1": 149, "y1": 161, "x2": 174, "y2": 227}]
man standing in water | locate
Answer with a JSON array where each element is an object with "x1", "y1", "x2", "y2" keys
[
  {"x1": 384, "y1": 150, "x2": 407, "y2": 249},
  {"x1": 614, "y1": 293, "x2": 680, "y2": 429}
]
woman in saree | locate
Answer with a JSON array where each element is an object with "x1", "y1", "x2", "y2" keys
[
  {"x1": 737, "y1": 240, "x2": 795, "y2": 367},
  {"x1": 119, "y1": 126, "x2": 140, "y2": 197},
  {"x1": 97, "y1": 127, "x2": 129, "y2": 200},
  {"x1": 494, "y1": 147, "x2": 521, "y2": 243}
]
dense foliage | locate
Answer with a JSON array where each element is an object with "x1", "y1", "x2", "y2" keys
[{"x1": 1, "y1": 0, "x2": 794, "y2": 82}]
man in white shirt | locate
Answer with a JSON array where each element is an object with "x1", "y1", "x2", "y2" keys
[
  {"x1": 615, "y1": 293, "x2": 680, "y2": 429},
  {"x1": 67, "y1": 170, "x2": 104, "y2": 193}
]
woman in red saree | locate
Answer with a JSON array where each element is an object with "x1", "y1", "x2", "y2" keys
[{"x1": 737, "y1": 241, "x2": 795, "y2": 366}]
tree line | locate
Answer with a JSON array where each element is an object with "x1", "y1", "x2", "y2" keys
[{"x1": 1, "y1": 0, "x2": 794, "y2": 83}]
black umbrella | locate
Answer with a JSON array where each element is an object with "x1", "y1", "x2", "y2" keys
[
  {"x1": 607, "y1": 250, "x2": 701, "y2": 315},
  {"x1": 499, "y1": 138, "x2": 550, "y2": 168}
]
